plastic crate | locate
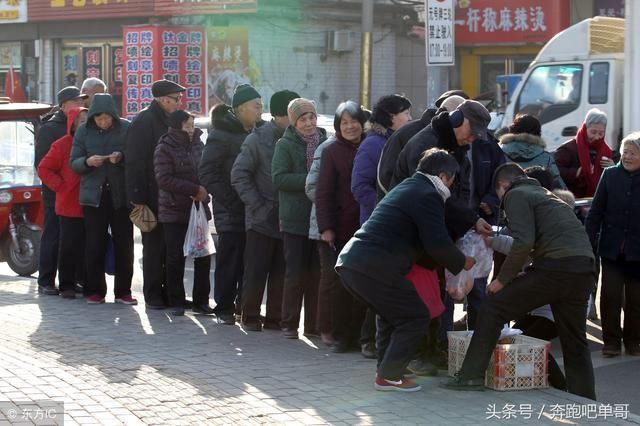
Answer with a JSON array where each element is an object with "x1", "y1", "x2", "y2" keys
[{"x1": 447, "y1": 331, "x2": 550, "y2": 391}]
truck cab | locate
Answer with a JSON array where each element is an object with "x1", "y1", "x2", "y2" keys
[{"x1": 503, "y1": 17, "x2": 624, "y2": 152}]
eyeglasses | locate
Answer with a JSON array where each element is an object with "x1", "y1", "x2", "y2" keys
[{"x1": 166, "y1": 95, "x2": 183, "y2": 103}]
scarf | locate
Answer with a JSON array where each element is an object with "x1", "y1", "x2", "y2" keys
[
  {"x1": 417, "y1": 172, "x2": 451, "y2": 201},
  {"x1": 575, "y1": 123, "x2": 612, "y2": 196},
  {"x1": 295, "y1": 128, "x2": 321, "y2": 171}
]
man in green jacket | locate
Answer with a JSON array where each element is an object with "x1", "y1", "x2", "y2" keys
[{"x1": 445, "y1": 163, "x2": 596, "y2": 400}]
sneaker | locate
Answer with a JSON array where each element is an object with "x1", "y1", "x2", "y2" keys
[
  {"x1": 115, "y1": 295, "x2": 138, "y2": 305},
  {"x1": 602, "y1": 345, "x2": 621, "y2": 357},
  {"x1": 74, "y1": 282, "x2": 84, "y2": 294},
  {"x1": 217, "y1": 313, "x2": 235, "y2": 325},
  {"x1": 374, "y1": 375, "x2": 422, "y2": 392},
  {"x1": 192, "y1": 304, "x2": 215, "y2": 315},
  {"x1": 282, "y1": 328, "x2": 298, "y2": 339},
  {"x1": 361, "y1": 342, "x2": 377, "y2": 359},
  {"x1": 60, "y1": 289, "x2": 76, "y2": 299},
  {"x1": 403, "y1": 368, "x2": 417, "y2": 379},
  {"x1": 407, "y1": 358, "x2": 438, "y2": 377},
  {"x1": 38, "y1": 285, "x2": 59, "y2": 296},
  {"x1": 87, "y1": 295, "x2": 105, "y2": 304},
  {"x1": 441, "y1": 374, "x2": 485, "y2": 391}
]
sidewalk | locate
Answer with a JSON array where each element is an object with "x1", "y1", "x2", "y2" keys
[{"x1": 0, "y1": 277, "x2": 639, "y2": 426}]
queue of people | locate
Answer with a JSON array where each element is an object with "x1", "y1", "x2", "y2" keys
[{"x1": 33, "y1": 79, "x2": 639, "y2": 398}]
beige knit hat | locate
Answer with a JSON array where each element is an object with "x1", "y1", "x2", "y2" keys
[{"x1": 287, "y1": 98, "x2": 317, "y2": 124}]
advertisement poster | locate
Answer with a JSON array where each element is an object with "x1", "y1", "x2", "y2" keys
[
  {"x1": 122, "y1": 25, "x2": 206, "y2": 120},
  {"x1": 62, "y1": 48, "x2": 79, "y2": 87},
  {"x1": 207, "y1": 27, "x2": 249, "y2": 107}
]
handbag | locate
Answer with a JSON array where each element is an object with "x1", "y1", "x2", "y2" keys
[
  {"x1": 129, "y1": 204, "x2": 157, "y2": 233},
  {"x1": 406, "y1": 264, "x2": 445, "y2": 318},
  {"x1": 183, "y1": 201, "x2": 215, "y2": 258}
]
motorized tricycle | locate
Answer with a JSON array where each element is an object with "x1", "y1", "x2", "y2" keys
[{"x1": 0, "y1": 98, "x2": 52, "y2": 276}]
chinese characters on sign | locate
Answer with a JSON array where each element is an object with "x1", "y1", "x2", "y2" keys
[
  {"x1": 122, "y1": 25, "x2": 206, "y2": 120},
  {"x1": 82, "y1": 47, "x2": 103, "y2": 80},
  {"x1": 0, "y1": 0, "x2": 27, "y2": 23},
  {"x1": 425, "y1": 0, "x2": 454, "y2": 66},
  {"x1": 454, "y1": 0, "x2": 569, "y2": 44},
  {"x1": 594, "y1": 0, "x2": 625, "y2": 18}
]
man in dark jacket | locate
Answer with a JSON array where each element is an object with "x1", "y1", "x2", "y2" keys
[
  {"x1": 445, "y1": 163, "x2": 596, "y2": 401},
  {"x1": 34, "y1": 86, "x2": 87, "y2": 295},
  {"x1": 336, "y1": 150, "x2": 474, "y2": 392},
  {"x1": 200, "y1": 84, "x2": 263, "y2": 325},
  {"x1": 230, "y1": 89, "x2": 299, "y2": 331},
  {"x1": 125, "y1": 79, "x2": 185, "y2": 309}
]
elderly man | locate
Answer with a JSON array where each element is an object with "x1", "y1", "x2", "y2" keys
[
  {"x1": 34, "y1": 86, "x2": 88, "y2": 295},
  {"x1": 445, "y1": 163, "x2": 596, "y2": 400},
  {"x1": 125, "y1": 79, "x2": 186, "y2": 309},
  {"x1": 200, "y1": 84, "x2": 264, "y2": 323},
  {"x1": 231, "y1": 89, "x2": 300, "y2": 331},
  {"x1": 81, "y1": 77, "x2": 107, "y2": 107}
]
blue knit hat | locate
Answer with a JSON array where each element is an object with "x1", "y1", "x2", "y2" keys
[{"x1": 232, "y1": 84, "x2": 261, "y2": 108}]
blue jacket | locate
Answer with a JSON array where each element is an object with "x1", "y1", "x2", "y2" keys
[
  {"x1": 585, "y1": 163, "x2": 640, "y2": 262},
  {"x1": 351, "y1": 124, "x2": 393, "y2": 224},
  {"x1": 499, "y1": 133, "x2": 565, "y2": 189},
  {"x1": 472, "y1": 132, "x2": 507, "y2": 223}
]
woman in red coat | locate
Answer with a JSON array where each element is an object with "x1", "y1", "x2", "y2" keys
[{"x1": 37, "y1": 107, "x2": 88, "y2": 299}]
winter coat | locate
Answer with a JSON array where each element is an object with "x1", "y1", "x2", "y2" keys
[
  {"x1": 35, "y1": 109, "x2": 68, "y2": 202},
  {"x1": 499, "y1": 133, "x2": 566, "y2": 189},
  {"x1": 377, "y1": 108, "x2": 436, "y2": 198},
  {"x1": 351, "y1": 124, "x2": 393, "y2": 225},
  {"x1": 231, "y1": 120, "x2": 285, "y2": 240},
  {"x1": 315, "y1": 137, "x2": 361, "y2": 242},
  {"x1": 272, "y1": 125, "x2": 327, "y2": 236},
  {"x1": 555, "y1": 138, "x2": 595, "y2": 198},
  {"x1": 70, "y1": 94, "x2": 130, "y2": 209},
  {"x1": 585, "y1": 164, "x2": 640, "y2": 262},
  {"x1": 154, "y1": 128, "x2": 211, "y2": 224},
  {"x1": 497, "y1": 178, "x2": 594, "y2": 285},
  {"x1": 336, "y1": 173, "x2": 466, "y2": 284},
  {"x1": 305, "y1": 137, "x2": 336, "y2": 240},
  {"x1": 124, "y1": 100, "x2": 169, "y2": 213},
  {"x1": 37, "y1": 107, "x2": 86, "y2": 218}
]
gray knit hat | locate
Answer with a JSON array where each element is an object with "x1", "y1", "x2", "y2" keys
[{"x1": 287, "y1": 98, "x2": 316, "y2": 124}]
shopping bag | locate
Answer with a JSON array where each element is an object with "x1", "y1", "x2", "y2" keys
[
  {"x1": 183, "y1": 201, "x2": 216, "y2": 258},
  {"x1": 445, "y1": 230, "x2": 493, "y2": 300},
  {"x1": 105, "y1": 231, "x2": 115, "y2": 276},
  {"x1": 406, "y1": 264, "x2": 445, "y2": 318}
]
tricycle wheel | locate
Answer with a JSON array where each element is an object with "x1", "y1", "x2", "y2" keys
[{"x1": 4, "y1": 225, "x2": 41, "y2": 277}]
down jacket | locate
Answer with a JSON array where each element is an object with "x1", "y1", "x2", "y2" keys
[
  {"x1": 37, "y1": 107, "x2": 86, "y2": 218},
  {"x1": 305, "y1": 137, "x2": 336, "y2": 240},
  {"x1": 70, "y1": 94, "x2": 129, "y2": 209},
  {"x1": 154, "y1": 127, "x2": 211, "y2": 224},
  {"x1": 499, "y1": 132, "x2": 565, "y2": 189}
]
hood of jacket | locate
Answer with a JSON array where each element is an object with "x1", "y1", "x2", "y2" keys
[
  {"x1": 87, "y1": 94, "x2": 120, "y2": 128},
  {"x1": 504, "y1": 176, "x2": 541, "y2": 196},
  {"x1": 430, "y1": 111, "x2": 468, "y2": 163},
  {"x1": 369, "y1": 122, "x2": 393, "y2": 138},
  {"x1": 500, "y1": 133, "x2": 547, "y2": 161},
  {"x1": 65, "y1": 106, "x2": 88, "y2": 136}
]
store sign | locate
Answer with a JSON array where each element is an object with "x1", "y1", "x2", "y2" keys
[
  {"x1": 0, "y1": 0, "x2": 27, "y2": 23},
  {"x1": 594, "y1": 0, "x2": 624, "y2": 18},
  {"x1": 122, "y1": 25, "x2": 206, "y2": 120},
  {"x1": 425, "y1": 0, "x2": 454, "y2": 66},
  {"x1": 82, "y1": 47, "x2": 103, "y2": 80},
  {"x1": 28, "y1": 0, "x2": 256, "y2": 21},
  {"x1": 207, "y1": 27, "x2": 249, "y2": 107},
  {"x1": 454, "y1": 0, "x2": 570, "y2": 44}
]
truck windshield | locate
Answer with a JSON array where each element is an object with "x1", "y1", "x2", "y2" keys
[{"x1": 515, "y1": 64, "x2": 583, "y2": 124}]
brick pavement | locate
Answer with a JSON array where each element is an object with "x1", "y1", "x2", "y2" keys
[{"x1": 0, "y1": 277, "x2": 639, "y2": 426}]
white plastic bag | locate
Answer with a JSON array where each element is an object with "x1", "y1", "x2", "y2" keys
[
  {"x1": 183, "y1": 201, "x2": 216, "y2": 258},
  {"x1": 445, "y1": 231, "x2": 494, "y2": 300}
]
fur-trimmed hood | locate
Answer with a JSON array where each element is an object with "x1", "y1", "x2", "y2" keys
[{"x1": 499, "y1": 132, "x2": 547, "y2": 148}]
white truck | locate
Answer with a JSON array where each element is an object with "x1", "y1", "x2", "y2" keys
[{"x1": 503, "y1": 16, "x2": 624, "y2": 152}]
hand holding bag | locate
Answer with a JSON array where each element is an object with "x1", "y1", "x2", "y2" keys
[{"x1": 183, "y1": 201, "x2": 215, "y2": 258}]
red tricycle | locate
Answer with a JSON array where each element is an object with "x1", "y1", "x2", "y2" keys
[{"x1": 0, "y1": 98, "x2": 52, "y2": 276}]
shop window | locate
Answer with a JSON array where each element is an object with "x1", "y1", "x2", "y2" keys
[{"x1": 588, "y1": 62, "x2": 609, "y2": 104}]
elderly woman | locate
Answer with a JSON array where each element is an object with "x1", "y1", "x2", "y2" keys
[
  {"x1": 272, "y1": 98, "x2": 327, "y2": 339},
  {"x1": 586, "y1": 132, "x2": 640, "y2": 358},
  {"x1": 500, "y1": 114, "x2": 565, "y2": 189},
  {"x1": 555, "y1": 108, "x2": 614, "y2": 198},
  {"x1": 70, "y1": 93, "x2": 135, "y2": 305},
  {"x1": 154, "y1": 110, "x2": 213, "y2": 316}
]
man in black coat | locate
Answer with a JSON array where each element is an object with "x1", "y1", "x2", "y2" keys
[
  {"x1": 336, "y1": 149, "x2": 475, "y2": 392},
  {"x1": 125, "y1": 79, "x2": 185, "y2": 309},
  {"x1": 34, "y1": 86, "x2": 87, "y2": 295},
  {"x1": 199, "y1": 84, "x2": 264, "y2": 325}
]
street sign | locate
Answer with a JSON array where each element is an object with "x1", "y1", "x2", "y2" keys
[{"x1": 426, "y1": 0, "x2": 455, "y2": 66}]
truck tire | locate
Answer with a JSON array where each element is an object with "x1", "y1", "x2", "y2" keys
[{"x1": 3, "y1": 225, "x2": 41, "y2": 277}]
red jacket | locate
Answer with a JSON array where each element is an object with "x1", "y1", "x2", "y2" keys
[{"x1": 37, "y1": 107, "x2": 87, "y2": 218}]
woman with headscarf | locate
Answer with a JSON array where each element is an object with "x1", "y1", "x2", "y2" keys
[{"x1": 555, "y1": 108, "x2": 614, "y2": 198}]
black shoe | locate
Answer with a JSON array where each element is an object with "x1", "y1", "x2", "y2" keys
[
  {"x1": 192, "y1": 304, "x2": 215, "y2": 315},
  {"x1": 243, "y1": 322, "x2": 262, "y2": 332},
  {"x1": 602, "y1": 345, "x2": 621, "y2": 357},
  {"x1": 38, "y1": 285, "x2": 59, "y2": 296},
  {"x1": 60, "y1": 289, "x2": 76, "y2": 299},
  {"x1": 441, "y1": 374, "x2": 485, "y2": 391},
  {"x1": 263, "y1": 320, "x2": 281, "y2": 330},
  {"x1": 626, "y1": 344, "x2": 640, "y2": 356},
  {"x1": 282, "y1": 328, "x2": 298, "y2": 339},
  {"x1": 145, "y1": 303, "x2": 165, "y2": 310},
  {"x1": 303, "y1": 329, "x2": 320, "y2": 338},
  {"x1": 217, "y1": 313, "x2": 235, "y2": 325},
  {"x1": 74, "y1": 283, "x2": 84, "y2": 294},
  {"x1": 361, "y1": 342, "x2": 377, "y2": 359},
  {"x1": 183, "y1": 299, "x2": 193, "y2": 309},
  {"x1": 331, "y1": 341, "x2": 349, "y2": 353},
  {"x1": 407, "y1": 358, "x2": 438, "y2": 376},
  {"x1": 172, "y1": 308, "x2": 185, "y2": 316}
]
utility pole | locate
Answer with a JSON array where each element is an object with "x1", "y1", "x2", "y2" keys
[{"x1": 360, "y1": 0, "x2": 373, "y2": 108}]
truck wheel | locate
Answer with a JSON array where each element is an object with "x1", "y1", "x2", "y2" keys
[{"x1": 4, "y1": 225, "x2": 41, "y2": 277}]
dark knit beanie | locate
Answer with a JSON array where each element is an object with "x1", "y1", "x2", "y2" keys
[
  {"x1": 270, "y1": 90, "x2": 300, "y2": 117},
  {"x1": 168, "y1": 110, "x2": 193, "y2": 130},
  {"x1": 232, "y1": 84, "x2": 261, "y2": 108}
]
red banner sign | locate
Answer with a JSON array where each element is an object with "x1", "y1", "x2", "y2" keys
[
  {"x1": 122, "y1": 25, "x2": 206, "y2": 120},
  {"x1": 454, "y1": 0, "x2": 570, "y2": 44}
]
